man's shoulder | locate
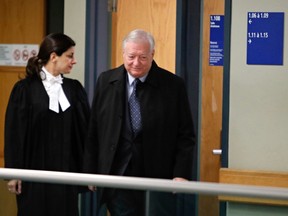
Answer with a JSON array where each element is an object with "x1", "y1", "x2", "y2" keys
[
  {"x1": 153, "y1": 64, "x2": 183, "y2": 83},
  {"x1": 152, "y1": 61, "x2": 179, "y2": 78},
  {"x1": 99, "y1": 65, "x2": 125, "y2": 78},
  {"x1": 95, "y1": 65, "x2": 126, "y2": 87}
]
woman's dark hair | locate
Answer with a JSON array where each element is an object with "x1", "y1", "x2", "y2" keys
[{"x1": 26, "y1": 33, "x2": 76, "y2": 78}]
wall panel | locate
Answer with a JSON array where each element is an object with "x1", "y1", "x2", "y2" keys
[{"x1": 0, "y1": 0, "x2": 45, "y2": 214}]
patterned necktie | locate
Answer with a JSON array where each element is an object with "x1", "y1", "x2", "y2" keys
[{"x1": 129, "y1": 78, "x2": 142, "y2": 136}]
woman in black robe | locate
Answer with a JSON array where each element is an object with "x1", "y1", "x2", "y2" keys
[{"x1": 4, "y1": 33, "x2": 90, "y2": 216}]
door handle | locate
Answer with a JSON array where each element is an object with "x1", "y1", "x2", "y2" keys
[{"x1": 212, "y1": 149, "x2": 222, "y2": 155}]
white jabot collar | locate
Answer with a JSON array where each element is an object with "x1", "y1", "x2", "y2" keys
[{"x1": 41, "y1": 67, "x2": 70, "y2": 113}]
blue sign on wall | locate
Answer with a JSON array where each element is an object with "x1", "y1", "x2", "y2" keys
[
  {"x1": 209, "y1": 15, "x2": 224, "y2": 66},
  {"x1": 247, "y1": 12, "x2": 284, "y2": 65}
]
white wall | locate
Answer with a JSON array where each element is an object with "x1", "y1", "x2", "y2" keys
[
  {"x1": 64, "y1": 0, "x2": 86, "y2": 85},
  {"x1": 229, "y1": 0, "x2": 288, "y2": 172}
]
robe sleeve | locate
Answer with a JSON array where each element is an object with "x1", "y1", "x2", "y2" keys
[
  {"x1": 74, "y1": 80, "x2": 90, "y2": 130},
  {"x1": 4, "y1": 80, "x2": 30, "y2": 169},
  {"x1": 71, "y1": 80, "x2": 90, "y2": 171}
]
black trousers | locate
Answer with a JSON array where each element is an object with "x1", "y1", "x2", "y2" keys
[
  {"x1": 105, "y1": 189, "x2": 177, "y2": 216},
  {"x1": 106, "y1": 189, "x2": 145, "y2": 216}
]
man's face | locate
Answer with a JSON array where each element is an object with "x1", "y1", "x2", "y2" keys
[{"x1": 123, "y1": 41, "x2": 154, "y2": 78}]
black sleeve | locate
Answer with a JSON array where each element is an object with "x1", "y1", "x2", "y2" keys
[{"x1": 4, "y1": 80, "x2": 30, "y2": 169}]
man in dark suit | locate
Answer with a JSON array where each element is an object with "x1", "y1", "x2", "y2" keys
[{"x1": 83, "y1": 29, "x2": 196, "y2": 216}]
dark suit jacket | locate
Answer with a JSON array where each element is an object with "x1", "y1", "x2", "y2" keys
[{"x1": 83, "y1": 61, "x2": 195, "y2": 181}]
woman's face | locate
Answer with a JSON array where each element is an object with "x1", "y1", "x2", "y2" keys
[{"x1": 54, "y1": 46, "x2": 77, "y2": 75}]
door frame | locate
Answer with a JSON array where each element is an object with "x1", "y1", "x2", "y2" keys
[{"x1": 83, "y1": 1, "x2": 229, "y2": 216}]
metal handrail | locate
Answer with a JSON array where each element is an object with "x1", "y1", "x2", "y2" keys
[{"x1": 1, "y1": 168, "x2": 288, "y2": 200}]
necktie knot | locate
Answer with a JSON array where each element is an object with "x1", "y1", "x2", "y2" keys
[
  {"x1": 134, "y1": 78, "x2": 140, "y2": 85},
  {"x1": 132, "y1": 78, "x2": 140, "y2": 90}
]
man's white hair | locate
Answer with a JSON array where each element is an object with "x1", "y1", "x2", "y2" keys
[{"x1": 122, "y1": 29, "x2": 155, "y2": 53}]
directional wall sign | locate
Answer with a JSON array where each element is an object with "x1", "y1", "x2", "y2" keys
[
  {"x1": 247, "y1": 12, "x2": 284, "y2": 65},
  {"x1": 209, "y1": 15, "x2": 224, "y2": 66}
]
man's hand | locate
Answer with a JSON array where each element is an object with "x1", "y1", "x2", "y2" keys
[
  {"x1": 88, "y1": 185, "x2": 97, "y2": 192},
  {"x1": 173, "y1": 177, "x2": 188, "y2": 182},
  {"x1": 172, "y1": 177, "x2": 188, "y2": 194}
]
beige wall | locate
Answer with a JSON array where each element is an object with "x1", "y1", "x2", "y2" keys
[
  {"x1": 64, "y1": 0, "x2": 86, "y2": 85},
  {"x1": 229, "y1": 0, "x2": 288, "y2": 172}
]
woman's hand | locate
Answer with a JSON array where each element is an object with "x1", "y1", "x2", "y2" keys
[{"x1": 7, "y1": 179, "x2": 22, "y2": 195}]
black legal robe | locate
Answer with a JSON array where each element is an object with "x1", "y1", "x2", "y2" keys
[{"x1": 4, "y1": 76, "x2": 90, "y2": 216}]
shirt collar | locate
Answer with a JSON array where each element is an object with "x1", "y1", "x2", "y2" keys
[
  {"x1": 127, "y1": 72, "x2": 148, "y2": 86},
  {"x1": 42, "y1": 66, "x2": 62, "y2": 82}
]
